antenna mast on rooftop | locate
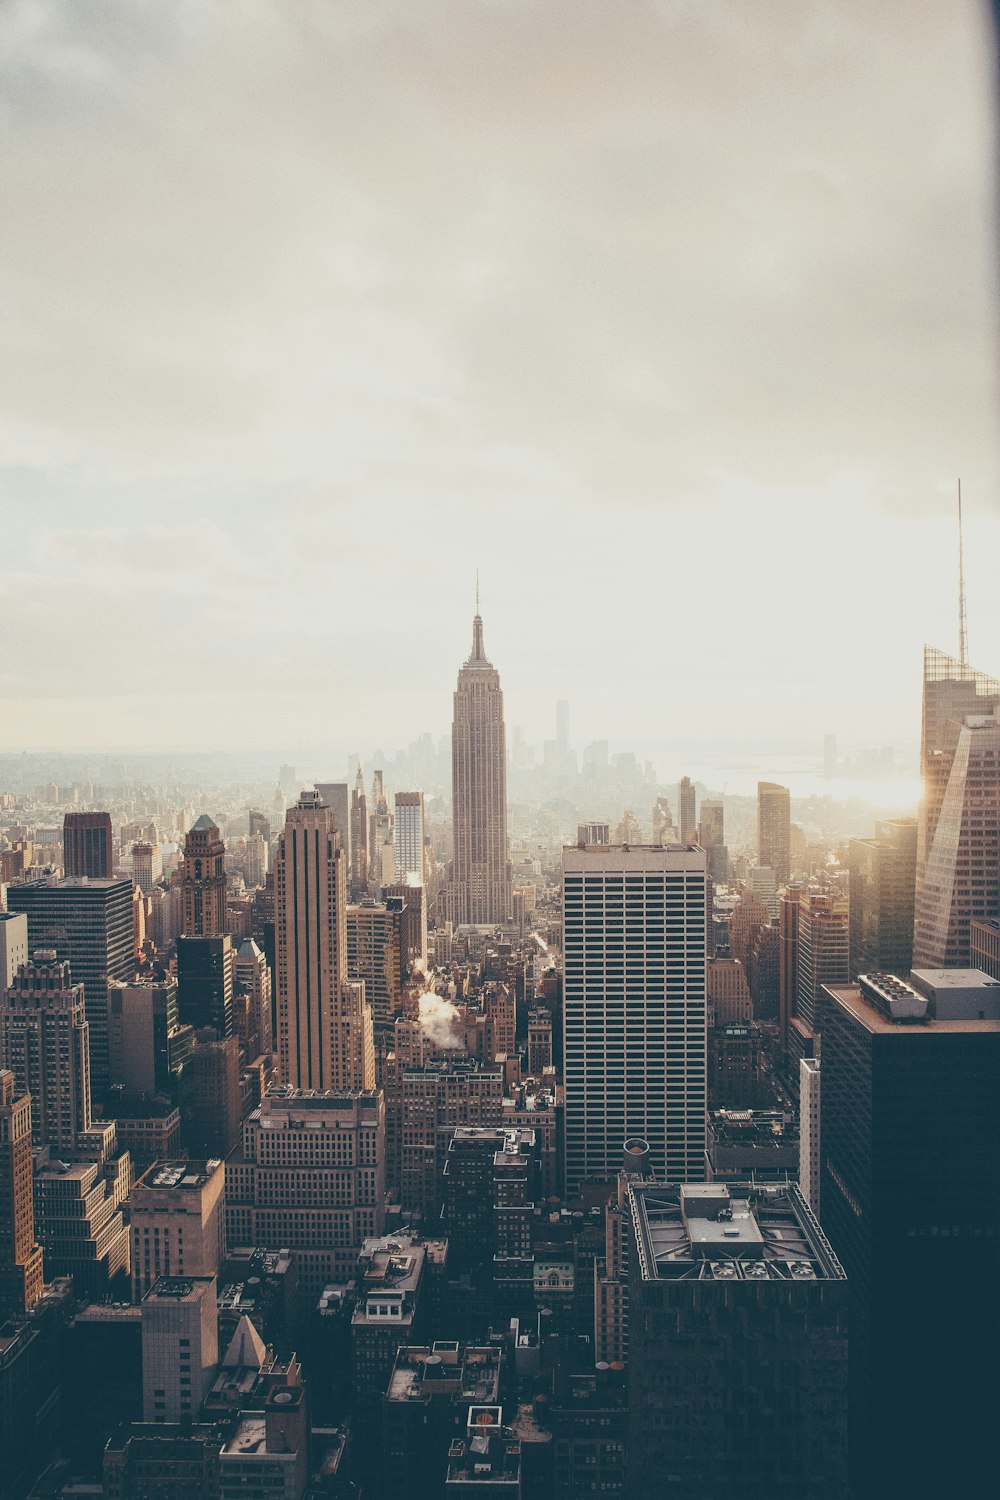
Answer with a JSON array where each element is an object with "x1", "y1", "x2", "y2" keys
[{"x1": 958, "y1": 479, "x2": 968, "y2": 669}]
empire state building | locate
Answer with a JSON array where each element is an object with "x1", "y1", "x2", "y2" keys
[{"x1": 445, "y1": 608, "x2": 513, "y2": 926}]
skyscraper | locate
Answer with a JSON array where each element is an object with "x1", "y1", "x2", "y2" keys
[
  {"x1": 6, "y1": 876, "x2": 133, "y2": 1099},
  {"x1": 346, "y1": 901, "x2": 402, "y2": 1035},
  {"x1": 698, "y1": 799, "x2": 727, "y2": 883},
  {"x1": 848, "y1": 818, "x2": 917, "y2": 977},
  {"x1": 790, "y1": 888, "x2": 849, "y2": 1067},
  {"x1": 444, "y1": 608, "x2": 512, "y2": 927},
  {"x1": 562, "y1": 841, "x2": 708, "y2": 1195},
  {"x1": 916, "y1": 645, "x2": 1000, "y2": 875},
  {"x1": 393, "y1": 791, "x2": 425, "y2": 885},
  {"x1": 757, "y1": 781, "x2": 791, "y2": 885},
  {"x1": 351, "y1": 764, "x2": 369, "y2": 893},
  {"x1": 176, "y1": 934, "x2": 234, "y2": 1038},
  {"x1": 913, "y1": 709, "x2": 1000, "y2": 967},
  {"x1": 0, "y1": 911, "x2": 28, "y2": 999},
  {"x1": 181, "y1": 815, "x2": 227, "y2": 937},
  {"x1": 0, "y1": 950, "x2": 92, "y2": 1152},
  {"x1": 63, "y1": 811, "x2": 113, "y2": 880},
  {"x1": 677, "y1": 776, "x2": 697, "y2": 844},
  {"x1": 314, "y1": 780, "x2": 351, "y2": 869},
  {"x1": 821, "y1": 973, "x2": 1000, "y2": 1499},
  {"x1": 0, "y1": 1069, "x2": 44, "y2": 1318},
  {"x1": 273, "y1": 789, "x2": 374, "y2": 1091}
]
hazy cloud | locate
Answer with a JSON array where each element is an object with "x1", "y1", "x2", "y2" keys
[{"x1": 2, "y1": 0, "x2": 999, "y2": 753}]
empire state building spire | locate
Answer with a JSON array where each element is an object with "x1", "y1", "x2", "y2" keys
[{"x1": 444, "y1": 602, "x2": 512, "y2": 927}]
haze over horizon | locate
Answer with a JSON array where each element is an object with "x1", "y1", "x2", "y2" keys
[{"x1": 3, "y1": 0, "x2": 999, "y2": 754}]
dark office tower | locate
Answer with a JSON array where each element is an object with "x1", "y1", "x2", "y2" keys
[
  {"x1": 442, "y1": 1125, "x2": 536, "y2": 1283},
  {"x1": 350, "y1": 764, "x2": 369, "y2": 892},
  {"x1": 5, "y1": 876, "x2": 133, "y2": 1099},
  {"x1": 821, "y1": 975, "x2": 1000, "y2": 1500},
  {"x1": 180, "y1": 814, "x2": 226, "y2": 938},
  {"x1": 677, "y1": 776, "x2": 697, "y2": 844},
  {"x1": 180, "y1": 1035, "x2": 242, "y2": 1158},
  {"x1": 757, "y1": 781, "x2": 791, "y2": 885},
  {"x1": 0, "y1": 951, "x2": 91, "y2": 1151},
  {"x1": 444, "y1": 606, "x2": 513, "y2": 926},
  {"x1": 626, "y1": 1181, "x2": 848, "y2": 1500},
  {"x1": 698, "y1": 798, "x2": 728, "y2": 883},
  {"x1": 848, "y1": 818, "x2": 917, "y2": 978},
  {"x1": 916, "y1": 645, "x2": 1000, "y2": 876},
  {"x1": 176, "y1": 934, "x2": 233, "y2": 1038},
  {"x1": 0, "y1": 1069, "x2": 44, "y2": 1318},
  {"x1": 63, "y1": 811, "x2": 113, "y2": 879},
  {"x1": 562, "y1": 842, "x2": 708, "y2": 1195},
  {"x1": 913, "y1": 709, "x2": 1000, "y2": 967},
  {"x1": 315, "y1": 780, "x2": 351, "y2": 869}
]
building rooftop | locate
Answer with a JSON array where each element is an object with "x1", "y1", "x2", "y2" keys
[
  {"x1": 629, "y1": 1182, "x2": 845, "y2": 1283},
  {"x1": 222, "y1": 1415, "x2": 268, "y2": 1456},
  {"x1": 144, "y1": 1276, "x2": 216, "y2": 1304},
  {"x1": 135, "y1": 1159, "x2": 223, "y2": 1192},
  {"x1": 912, "y1": 967, "x2": 1000, "y2": 989},
  {"x1": 826, "y1": 983, "x2": 1000, "y2": 1036}
]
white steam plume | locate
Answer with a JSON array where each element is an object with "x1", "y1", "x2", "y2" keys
[{"x1": 418, "y1": 989, "x2": 462, "y2": 1050}]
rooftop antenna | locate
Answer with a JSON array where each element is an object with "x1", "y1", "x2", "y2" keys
[
  {"x1": 476, "y1": 569, "x2": 480, "y2": 616},
  {"x1": 958, "y1": 479, "x2": 968, "y2": 669}
]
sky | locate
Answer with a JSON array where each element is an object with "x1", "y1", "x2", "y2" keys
[{"x1": 2, "y1": 0, "x2": 999, "y2": 758}]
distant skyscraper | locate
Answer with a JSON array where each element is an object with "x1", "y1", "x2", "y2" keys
[
  {"x1": 821, "y1": 974, "x2": 1000, "y2": 1499},
  {"x1": 0, "y1": 1069, "x2": 44, "y2": 1318},
  {"x1": 556, "y1": 698, "x2": 570, "y2": 754},
  {"x1": 777, "y1": 885, "x2": 800, "y2": 1059},
  {"x1": 314, "y1": 781, "x2": 351, "y2": 869},
  {"x1": 790, "y1": 889, "x2": 849, "y2": 1067},
  {"x1": 677, "y1": 777, "x2": 697, "y2": 844},
  {"x1": 913, "y1": 709, "x2": 1000, "y2": 968},
  {"x1": 848, "y1": 818, "x2": 917, "y2": 978},
  {"x1": 5, "y1": 877, "x2": 133, "y2": 1099},
  {"x1": 0, "y1": 911, "x2": 28, "y2": 999},
  {"x1": 0, "y1": 950, "x2": 91, "y2": 1153},
  {"x1": 916, "y1": 645, "x2": 1000, "y2": 877},
  {"x1": 562, "y1": 842, "x2": 708, "y2": 1194},
  {"x1": 130, "y1": 841, "x2": 161, "y2": 894},
  {"x1": 347, "y1": 902, "x2": 402, "y2": 1034},
  {"x1": 274, "y1": 790, "x2": 374, "y2": 1091},
  {"x1": 393, "y1": 791, "x2": 425, "y2": 885},
  {"x1": 757, "y1": 782, "x2": 791, "y2": 885},
  {"x1": 445, "y1": 607, "x2": 512, "y2": 926},
  {"x1": 351, "y1": 765, "x2": 369, "y2": 892},
  {"x1": 698, "y1": 799, "x2": 727, "y2": 883},
  {"x1": 181, "y1": 815, "x2": 227, "y2": 937},
  {"x1": 63, "y1": 812, "x2": 113, "y2": 880}
]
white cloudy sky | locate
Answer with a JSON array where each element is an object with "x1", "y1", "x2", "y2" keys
[{"x1": 1, "y1": 0, "x2": 999, "y2": 756}]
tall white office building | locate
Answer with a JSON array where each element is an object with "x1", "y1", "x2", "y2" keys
[
  {"x1": 799, "y1": 1056, "x2": 821, "y2": 1217},
  {"x1": 393, "y1": 792, "x2": 425, "y2": 885},
  {"x1": 562, "y1": 842, "x2": 708, "y2": 1195}
]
